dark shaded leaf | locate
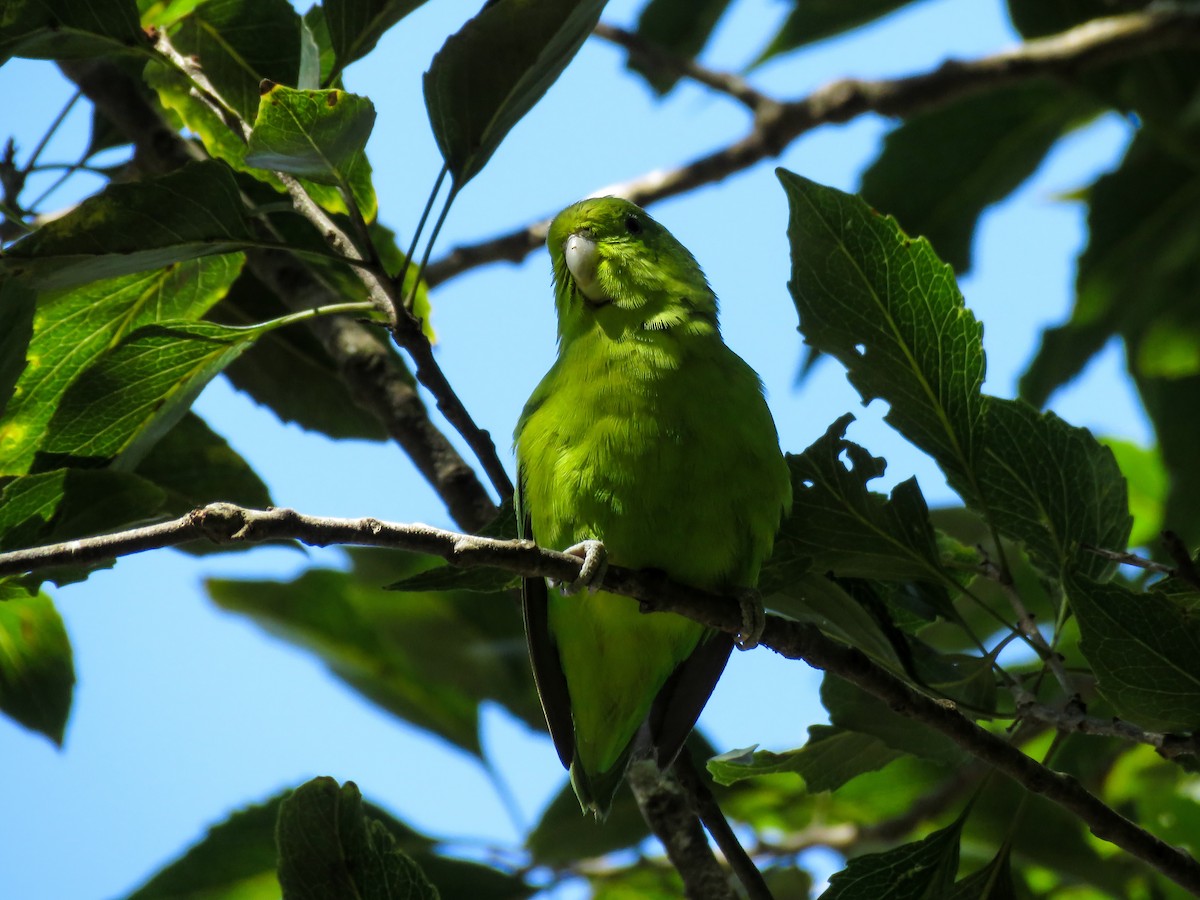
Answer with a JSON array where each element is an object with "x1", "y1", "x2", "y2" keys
[
  {"x1": 424, "y1": 0, "x2": 607, "y2": 189},
  {"x1": 245, "y1": 85, "x2": 375, "y2": 192},
  {"x1": 0, "y1": 582, "x2": 74, "y2": 745},
  {"x1": 627, "y1": 0, "x2": 732, "y2": 94},
  {"x1": 861, "y1": 80, "x2": 1099, "y2": 273},
  {"x1": 387, "y1": 564, "x2": 518, "y2": 593},
  {"x1": 0, "y1": 0, "x2": 145, "y2": 63},
  {"x1": 127, "y1": 784, "x2": 529, "y2": 900},
  {"x1": 0, "y1": 279, "x2": 36, "y2": 419},
  {"x1": 276, "y1": 778, "x2": 437, "y2": 900},
  {"x1": 976, "y1": 398, "x2": 1130, "y2": 581},
  {"x1": 821, "y1": 808, "x2": 965, "y2": 899},
  {"x1": 1021, "y1": 136, "x2": 1200, "y2": 407},
  {"x1": 207, "y1": 562, "x2": 541, "y2": 757},
  {"x1": 1068, "y1": 574, "x2": 1200, "y2": 732},
  {"x1": 211, "y1": 267, "x2": 391, "y2": 441},
  {"x1": 780, "y1": 169, "x2": 985, "y2": 503},
  {"x1": 35, "y1": 321, "x2": 261, "y2": 471},
  {"x1": 1100, "y1": 438, "x2": 1165, "y2": 549},
  {"x1": 134, "y1": 411, "x2": 272, "y2": 533},
  {"x1": 823, "y1": 674, "x2": 966, "y2": 765},
  {"x1": 707, "y1": 730, "x2": 904, "y2": 792},
  {"x1": 323, "y1": 0, "x2": 431, "y2": 80},
  {"x1": 756, "y1": 0, "x2": 917, "y2": 62},
  {"x1": 171, "y1": 0, "x2": 301, "y2": 122},
  {"x1": 0, "y1": 469, "x2": 165, "y2": 559},
  {"x1": 762, "y1": 572, "x2": 904, "y2": 670},
  {"x1": 0, "y1": 256, "x2": 241, "y2": 476},
  {"x1": 780, "y1": 414, "x2": 950, "y2": 587},
  {"x1": 1, "y1": 161, "x2": 252, "y2": 290},
  {"x1": 946, "y1": 844, "x2": 1016, "y2": 899}
]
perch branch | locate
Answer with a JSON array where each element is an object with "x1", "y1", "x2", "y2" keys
[
  {"x1": 3, "y1": 504, "x2": 1199, "y2": 893},
  {"x1": 425, "y1": 7, "x2": 1200, "y2": 287}
]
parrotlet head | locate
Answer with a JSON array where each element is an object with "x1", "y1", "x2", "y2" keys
[{"x1": 546, "y1": 197, "x2": 718, "y2": 339}]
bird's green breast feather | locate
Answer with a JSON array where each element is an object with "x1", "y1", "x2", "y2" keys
[{"x1": 515, "y1": 325, "x2": 790, "y2": 777}]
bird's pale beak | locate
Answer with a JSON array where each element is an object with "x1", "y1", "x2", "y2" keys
[{"x1": 564, "y1": 233, "x2": 609, "y2": 305}]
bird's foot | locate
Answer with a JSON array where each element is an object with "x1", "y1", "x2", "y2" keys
[
  {"x1": 735, "y1": 588, "x2": 765, "y2": 651},
  {"x1": 557, "y1": 539, "x2": 608, "y2": 595}
]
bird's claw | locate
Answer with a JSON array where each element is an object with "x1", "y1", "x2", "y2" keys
[
  {"x1": 735, "y1": 589, "x2": 765, "y2": 651},
  {"x1": 558, "y1": 539, "x2": 608, "y2": 595}
]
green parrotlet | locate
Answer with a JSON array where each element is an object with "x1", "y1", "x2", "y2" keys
[{"x1": 514, "y1": 197, "x2": 791, "y2": 817}]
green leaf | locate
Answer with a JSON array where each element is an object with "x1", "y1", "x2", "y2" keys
[
  {"x1": 211, "y1": 268, "x2": 391, "y2": 441},
  {"x1": 125, "y1": 794, "x2": 282, "y2": 900},
  {"x1": 1021, "y1": 136, "x2": 1200, "y2": 407},
  {"x1": 0, "y1": 0, "x2": 145, "y2": 63},
  {"x1": 207, "y1": 564, "x2": 541, "y2": 757},
  {"x1": 945, "y1": 844, "x2": 1016, "y2": 899},
  {"x1": 822, "y1": 809, "x2": 965, "y2": 899},
  {"x1": 780, "y1": 169, "x2": 986, "y2": 504},
  {"x1": 627, "y1": 0, "x2": 732, "y2": 94},
  {"x1": 860, "y1": 81, "x2": 1098, "y2": 273},
  {"x1": 170, "y1": 0, "x2": 301, "y2": 122},
  {"x1": 35, "y1": 321, "x2": 262, "y2": 471},
  {"x1": 707, "y1": 730, "x2": 904, "y2": 792},
  {"x1": 134, "y1": 411, "x2": 272, "y2": 525},
  {"x1": 755, "y1": 0, "x2": 916, "y2": 62},
  {"x1": 1136, "y1": 373, "x2": 1200, "y2": 548},
  {"x1": 1100, "y1": 437, "x2": 1165, "y2": 549},
  {"x1": 145, "y1": 63, "x2": 377, "y2": 220},
  {"x1": 1067, "y1": 574, "x2": 1200, "y2": 732},
  {"x1": 277, "y1": 778, "x2": 438, "y2": 900},
  {"x1": 424, "y1": 0, "x2": 607, "y2": 189},
  {"x1": 0, "y1": 583, "x2": 74, "y2": 745},
  {"x1": 976, "y1": 398, "x2": 1131, "y2": 581},
  {"x1": 128, "y1": 784, "x2": 530, "y2": 900},
  {"x1": 0, "y1": 469, "x2": 166, "y2": 564},
  {"x1": 0, "y1": 279, "x2": 36, "y2": 419},
  {"x1": 0, "y1": 256, "x2": 242, "y2": 477},
  {"x1": 823, "y1": 674, "x2": 967, "y2": 766},
  {"x1": 245, "y1": 85, "x2": 375, "y2": 189},
  {"x1": 762, "y1": 572, "x2": 904, "y2": 670},
  {"x1": 387, "y1": 564, "x2": 518, "y2": 593},
  {"x1": 780, "y1": 415, "x2": 951, "y2": 586},
  {"x1": 322, "y1": 0, "x2": 431, "y2": 81},
  {"x1": 1, "y1": 161, "x2": 253, "y2": 291}
]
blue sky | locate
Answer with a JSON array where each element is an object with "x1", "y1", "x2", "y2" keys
[{"x1": 1, "y1": 1, "x2": 1146, "y2": 897}]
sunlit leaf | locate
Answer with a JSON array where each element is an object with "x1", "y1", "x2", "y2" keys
[{"x1": 0, "y1": 256, "x2": 242, "y2": 477}]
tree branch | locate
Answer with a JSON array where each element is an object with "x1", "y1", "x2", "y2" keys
[
  {"x1": 627, "y1": 757, "x2": 737, "y2": 900},
  {"x1": 425, "y1": 7, "x2": 1200, "y2": 287},
  {"x1": 4, "y1": 503, "x2": 1199, "y2": 892}
]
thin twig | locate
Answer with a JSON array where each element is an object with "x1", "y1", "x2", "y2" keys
[
  {"x1": 593, "y1": 23, "x2": 776, "y2": 114},
  {"x1": 425, "y1": 7, "x2": 1200, "y2": 287},
  {"x1": 673, "y1": 752, "x2": 773, "y2": 900},
  {"x1": 977, "y1": 545, "x2": 1074, "y2": 698},
  {"x1": 1016, "y1": 698, "x2": 1200, "y2": 760},
  {"x1": 4, "y1": 504, "x2": 1200, "y2": 892}
]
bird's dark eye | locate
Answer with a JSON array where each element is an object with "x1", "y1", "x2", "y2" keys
[{"x1": 624, "y1": 215, "x2": 642, "y2": 235}]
